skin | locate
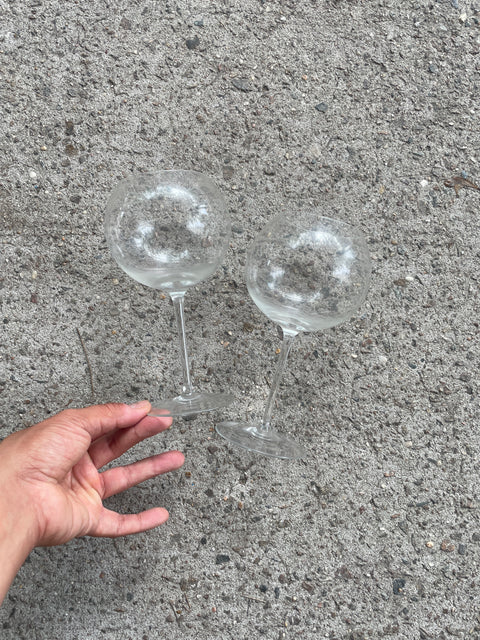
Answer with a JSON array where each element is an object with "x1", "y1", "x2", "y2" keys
[{"x1": 0, "y1": 401, "x2": 184, "y2": 604}]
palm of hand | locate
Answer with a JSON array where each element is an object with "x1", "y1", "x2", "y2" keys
[{"x1": 22, "y1": 424, "x2": 108, "y2": 546}]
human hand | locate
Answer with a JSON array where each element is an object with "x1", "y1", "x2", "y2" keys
[{"x1": 0, "y1": 401, "x2": 184, "y2": 548}]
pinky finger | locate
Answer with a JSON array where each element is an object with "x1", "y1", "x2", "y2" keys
[{"x1": 90, "y1": 507, "x2": 170, "y2": 537}]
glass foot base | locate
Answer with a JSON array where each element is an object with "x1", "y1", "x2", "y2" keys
[
  {"x1": 149, "y1": 391, "x2": 234, "y2": 418},
  {"x1": 215, "y1": 421, "x2": 306, "y2": 460}
]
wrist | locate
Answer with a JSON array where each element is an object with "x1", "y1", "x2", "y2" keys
[{"x1": 0, "y1": 471, "x2": 38, "y2": 604}]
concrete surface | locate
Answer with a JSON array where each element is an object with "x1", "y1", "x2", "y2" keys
[{"x1": 1, "y1": 0, "x2": 480, "y2": 638}]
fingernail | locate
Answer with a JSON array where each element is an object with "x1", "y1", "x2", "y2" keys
[{"x1": 129, "y1": 400, "x2": 150, "y2": 410}]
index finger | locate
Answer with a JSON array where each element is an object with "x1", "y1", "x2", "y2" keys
[
  {"x1": 53, "y1": 401, "x2": 153, "y2": 442},
  {"x1": 89, "y1": 414, "x2": 173, "y2": 469}
]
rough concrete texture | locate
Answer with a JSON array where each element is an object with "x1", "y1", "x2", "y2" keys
[{"x1": 1, "y1": 0, "x2": 480, "y2": 638}]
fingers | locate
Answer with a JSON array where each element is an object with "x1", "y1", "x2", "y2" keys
[
  {"x1": 91, "y1": 507, "x2": 170, "y2": 537},
  {"x1": 89, "y1": 449, "x2": 184, "y2": 537},
  {"x1": 101, "y1": 450, "x2": 185, "y2": 499},
  {"x1": 89, "y1": 414, "x2": 173, "y2": 470},
  {"x1": 49, "y1": 401, "x2": 153, "y2": 443}
]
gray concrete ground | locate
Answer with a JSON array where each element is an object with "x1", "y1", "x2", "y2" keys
[{"x1": 1, "y1": 0, "x2": 480, "y2": 638}]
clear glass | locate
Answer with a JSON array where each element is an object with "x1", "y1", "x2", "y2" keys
[
  {"x1": 216, "y1": 211, "x2": 371, "y2": 459},
  {"x1": 105, "y1": 169, "x2": 233, "y2": 417}
]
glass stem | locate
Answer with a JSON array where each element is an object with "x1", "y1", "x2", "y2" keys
[
  {"x1": 170, "y1": 293, "x2": 194, "y2": 397},
  {"x1": 260, "y1": 330, "x2": 297, "y2": 434}
]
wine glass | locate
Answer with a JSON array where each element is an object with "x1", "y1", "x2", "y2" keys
[
  {"x1": 215, "y1": 211, "x2": 371, "y2": 459},
  {"x1": 104, "y1": 169, "x2": 233, "y2": 417}
]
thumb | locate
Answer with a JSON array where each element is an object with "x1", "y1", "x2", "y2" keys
[{"x1": 43, "y1": 401, "x2": 152, "y2": 442}]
